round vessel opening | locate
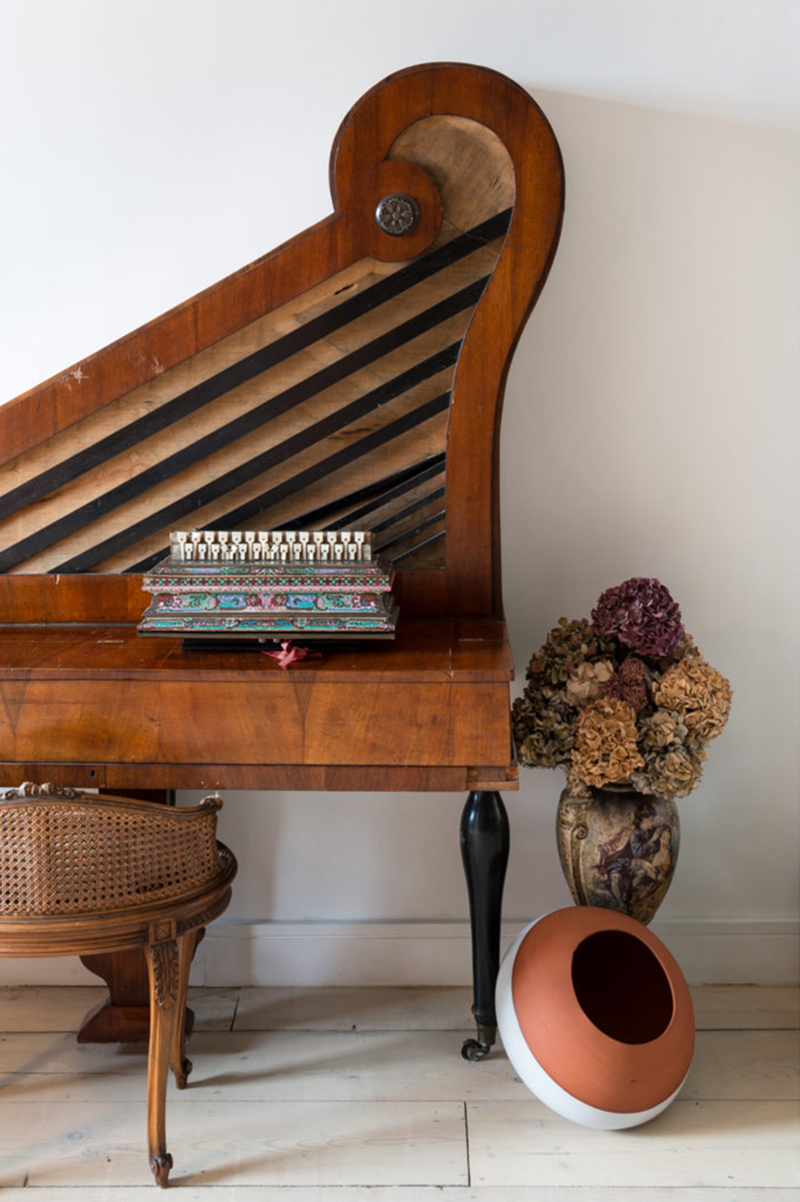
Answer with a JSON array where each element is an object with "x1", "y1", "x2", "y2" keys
[{"x1": 571, "y1": 930, "x2": 674, "y2": 1044}]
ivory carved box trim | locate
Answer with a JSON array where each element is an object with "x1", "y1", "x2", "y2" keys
[{"x1": 139, "y1": 530, "x2": 399, "y2": 640}]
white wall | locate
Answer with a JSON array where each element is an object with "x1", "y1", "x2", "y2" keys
[{"x1": 1, "y1": 0, "x2": 798, "y2": 984}]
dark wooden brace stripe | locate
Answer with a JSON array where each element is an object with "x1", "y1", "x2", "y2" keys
[
  {"x1": 0, "y1": 208, "x2": 512, "y2": 521},
  {"x1": 46, "y1": 339, "x2": 457, "y2": 573},
  {"x1": 370, "y1": 486, "x2": 446, "y2": 535},
  {"x1": 304, "y1": 462, "x2": 444, "y2": 531},
  {"x1": 211, "y1": 393, "x2": 451, "y2": 535},
  {"x1": 63, "y1": 392, "x2": 451, "y2": 573},
  {"x1": 328, "y1": 474, "x2": 445, "y2": 533},
  {"x1": 375, "y1": 507, "x2": 446, "y2": 555},
  {"x1": 2, "y1": 271, "x2": 480, "y2": 571},
  {"x1": 390, "y1": 528, "x2": 445, "y2": 564},
  {"x1": 53, "y1": 346, "x2": 456, "y2": 573},
  {"x1": 130, "y1": 455, "x2": 447, "y2": 570}
]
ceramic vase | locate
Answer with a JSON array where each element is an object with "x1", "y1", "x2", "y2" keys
[
  {"x1": 495, "y1": 907, "x2": 695, "y2": 1129},
  {"x1": 556, "y1": 781, "x2": 679, "y2": 926}
]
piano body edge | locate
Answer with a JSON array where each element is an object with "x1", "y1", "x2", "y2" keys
[{"x1": 0, "y1": 611, "x2": 518, "y2": 794}]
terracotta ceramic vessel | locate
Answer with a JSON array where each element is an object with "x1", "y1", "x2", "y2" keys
[
  {"x1": 496, "y1": 907, "x2": 695, "y2": 1129},
  {"x1": 556, "y1": 782, "x2": 680, "y2": 925}
]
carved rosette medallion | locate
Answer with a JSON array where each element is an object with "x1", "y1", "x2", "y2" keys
[{"x1": 374, "y1": 194, "x2": 420, "y2": 236}]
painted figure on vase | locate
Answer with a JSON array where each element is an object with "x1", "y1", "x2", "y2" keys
[{"x1": 594, "y1": 802, "x2": 675, "y2": 912}]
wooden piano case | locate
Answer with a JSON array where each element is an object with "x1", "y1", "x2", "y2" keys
[{"x1": 0, "y1": 62, "x2": 564, "y2": 1056}]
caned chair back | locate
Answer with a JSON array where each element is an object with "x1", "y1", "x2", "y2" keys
[
  {"x1": 0, "y1": 783, "x2": 236, "y2": 1186},
  {"x1": 0, "y1": 785, "x2": 232, "y2": 919}
]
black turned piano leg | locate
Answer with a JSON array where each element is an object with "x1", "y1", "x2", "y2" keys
[{"x1": 459, "y1": 789, "x2": 510, "y2": 1061}]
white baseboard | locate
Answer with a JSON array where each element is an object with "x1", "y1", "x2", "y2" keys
[
  {"x1": 648, "y1": 920, "x2": 800, "y2": 986},
  {"x1": 199, "y1": 918, "x2": 799, "y2": 987},
  {"x1": 3, "y1": 918, "x2": 796, "y2": 988}
]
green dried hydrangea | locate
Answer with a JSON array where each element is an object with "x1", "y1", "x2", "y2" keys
[
  {"x1": 638, "y1": 708, "x2": 689, "y2": 751},
  {"x1": 631, "y1": 740, "x2": 708, "y2": 800},
  {"x1": 512, "y1": 689, "x2": 575, "y2": 769},
  {"x1": 526, "y1": 618, "x2": 615, "y2": 687}
]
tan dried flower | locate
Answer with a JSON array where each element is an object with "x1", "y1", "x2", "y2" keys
[
  {"x1": 565, "y1": 659, "x2": 616, "y2": 707},
  {"x1": 572, "y1": 696, "x2": 644, "y2": 788},
  {"x1": 653, "y1": 657, "x2": 732, "y2": 740}
]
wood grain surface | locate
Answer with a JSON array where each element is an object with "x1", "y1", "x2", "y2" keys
[{"x1": 0, "y1": 620, "x2": 517, "y2": 791}]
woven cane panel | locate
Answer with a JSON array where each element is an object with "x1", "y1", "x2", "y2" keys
[{"x1": 0, "y1": 800, "x2": 228, "y2": 916}]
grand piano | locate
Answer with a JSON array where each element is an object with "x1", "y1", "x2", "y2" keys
[{"x1": 0, "y1": 62, "x2": 564, "y2": 1058}]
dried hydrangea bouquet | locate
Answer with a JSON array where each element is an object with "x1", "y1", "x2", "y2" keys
[{"x1": 512, "y1": 578, "x2": 732, "y2": 923}]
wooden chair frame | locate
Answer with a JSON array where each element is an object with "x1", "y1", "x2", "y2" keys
[{"x1": 0, "y1": 783, "x2": 237, "y2": 1186}]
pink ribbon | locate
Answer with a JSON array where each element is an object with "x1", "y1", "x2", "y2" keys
[{"x1": 262, "y1": 640, "x2": 323, "y2": 669}]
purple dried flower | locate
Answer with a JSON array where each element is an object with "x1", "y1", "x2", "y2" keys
[
  {"x1": 603, "y1": 655, "x2": 650, "y2": 712},
  {"x1": 591, "y1": 578, "x2": 684, "y2": 658}
]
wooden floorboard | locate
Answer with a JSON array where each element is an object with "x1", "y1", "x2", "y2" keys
[
  {"x1": 467, "y1": 1099, "x2": 799, "y2": 1189},
  {"x1": 0, "y1": 985, "x2": 798, "y2": 1194},
  {"x1": 3, "y1": 1028, "x2": 798, "y2": 1103},
  {"x1": 0, "y1": 1186, "x2": 796, "y2": 1199},
  {"x1": 2, "y1": 982, "x2": 795, "y2": 1032}
]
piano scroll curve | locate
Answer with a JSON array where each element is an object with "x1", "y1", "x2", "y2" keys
[{"x1": 0, "y1": 62, "x2": 563, "y2": 623}]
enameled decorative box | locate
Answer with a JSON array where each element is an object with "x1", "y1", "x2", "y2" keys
[{"x1": 138, "y1": 530, "x2": 398, "y2": 641}]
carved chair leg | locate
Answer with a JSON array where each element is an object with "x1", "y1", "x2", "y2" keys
[
  {"x1": 171, "y1": 929, "x2": 197, "y2": 1089},
  {"x1": 145, "y1": 937, "x2": 179, "y2": 1187}
]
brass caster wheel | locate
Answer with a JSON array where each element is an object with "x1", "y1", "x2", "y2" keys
[
  {"x1": 151, "y1": 1151, "x2": 173, "y2": 1187},
  {"x1": 461, "y1": 1036, "x2": 492, "y2": 1061},
  {"x1": 461, "y1": 1021, "x2": 497, "y2": 1061}
]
